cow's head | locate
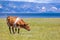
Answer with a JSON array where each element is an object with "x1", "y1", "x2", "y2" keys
[{"x1": 23, "y1": 24, "x2": 30, "y2": 31}]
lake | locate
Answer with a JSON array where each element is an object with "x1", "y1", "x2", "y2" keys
[{"x1": 0, "y1": 13, "x2": 60, "y2": 18}]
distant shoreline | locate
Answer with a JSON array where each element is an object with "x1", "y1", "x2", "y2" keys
[{"x1": 0, "y1": 13, "x2": 60, "y2": 18}]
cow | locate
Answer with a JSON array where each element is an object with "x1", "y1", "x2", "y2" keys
[{"x1": 7, "y1": 16, "x2": 30, "y2": 34}]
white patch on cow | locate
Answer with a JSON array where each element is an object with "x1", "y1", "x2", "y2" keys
[{"x1": 14, "y1": 17, "x2": 20, "y2": 26}]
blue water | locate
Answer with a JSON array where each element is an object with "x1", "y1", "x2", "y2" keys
[{"x1": 0, "y1": 13, "x2": 60, "y2": 18}]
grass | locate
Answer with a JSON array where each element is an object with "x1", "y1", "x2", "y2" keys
[{"x1": 0, "y1": 18, "x2": 60, "y2": 40}]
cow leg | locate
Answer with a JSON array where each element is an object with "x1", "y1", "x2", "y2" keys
[
  {"x1": 7, "y1": 23, "x2": 12, "y2": 34},
  {"x1": 12, "y1": 27, "x2": 15, "y2": 34},
  {"x1": 9, "y1": 27, "x2": 11, "y2": 34},
  {"x1": 18, "y1": 28, "x2": 20, "y2": 34},
  {"x1": 18, "y1": 27, "x2": 20, "y2": 34},
  {"x1": 15, "y1": 27, "x2": 17, "y2": 33}
]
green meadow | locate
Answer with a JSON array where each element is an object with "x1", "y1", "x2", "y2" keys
[{"x1": 0, "y1": 18, "x2": 60, "y2": 40}]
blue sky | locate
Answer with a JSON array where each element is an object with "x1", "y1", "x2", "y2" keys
[
  {"x1": 0, "y1": 0, "x2": 60, "y2": 13},
  {"x1": 0, "y1": 0, "x2": 60, "y2": 3}
]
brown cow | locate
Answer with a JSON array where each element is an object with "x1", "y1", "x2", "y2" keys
[{"x1": 7, "y1": 16, "x2": 30, "y2": 34}]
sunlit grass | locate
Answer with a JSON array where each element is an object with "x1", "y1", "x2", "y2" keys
[{"x1": 0, "y1": 18, "x2": 60, "y2": 40}]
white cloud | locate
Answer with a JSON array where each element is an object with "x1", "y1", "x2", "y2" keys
[
  {"x1": 8, "y1": 0, "x2": 35, "y2": 2},
  {"x1": 35, "y1": 0, "x2": 52, "y2": 3},
  {"x1": 42, "y1": 7, "x2": 46, "y2": 10},
  {"x1": 0, "y1": 4, "x2": 3, "y2": 8},
  {"x1": 0, "y1": 0, "x2": 60, "y2": 3},
  {"x1": 51, "y1": 7, "x2": 57, "y2": 10},
  {"x1": 8, "y1": 3, "x2": 17, "y2": 8},
  {"x1": 41, "y1": 6, "x2": 46, "y2": 12},
  {"x1": 3, "y1": 0, "x2": 54, "y2": 3},
  {"x1": 50, "y1": 6, "x2": 58, "y2": 12},
  {"x1": 48, "y1": 6, "x2": 58, "y2": 12},
  {"x1": 22, "y1": 5, "x2": 27, "y2": 8},
  {"x1": 13, "y1": 5, "x2": 16, "y2": 8}
]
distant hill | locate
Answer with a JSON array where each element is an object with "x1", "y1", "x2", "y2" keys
[{"x1": 0, "y1": 1, "x2": 60, "y2": 13}]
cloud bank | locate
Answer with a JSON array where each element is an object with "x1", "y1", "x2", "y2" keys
[{"x1": 0, "y1": 0, "x2": 60, "y2": 3}]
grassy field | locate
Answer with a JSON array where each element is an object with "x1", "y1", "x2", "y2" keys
[{"x1": 0, "y1": 18, "x2": 60, "y2": 40}]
